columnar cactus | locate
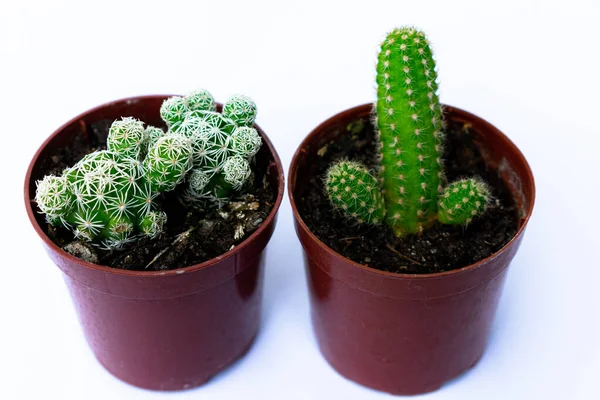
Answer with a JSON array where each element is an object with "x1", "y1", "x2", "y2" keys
[
  {"x1": 326, "y1": 27, "x2": 490, "y2": 237},
  {"x1": 36, "y1": 118, "x2": 192, "y2": 250},
  {"x1": 35, "y1": 89, "x2": 263, "y2": 250}
]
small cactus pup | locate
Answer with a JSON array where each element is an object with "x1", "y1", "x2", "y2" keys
[
  {"x1": 35, "y1": 117, "x2": 193, "y2": 250},
  {"x1": 326, "y1": 161, "x2": 385, "y2": 224},
  {"x1": 156, "y1": 90, "x2": 262, "y2": 205},
  {"x1": 325, "y1": 26, "x2": 490, "y2": 237}
]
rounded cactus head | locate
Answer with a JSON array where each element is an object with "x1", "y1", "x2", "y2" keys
[
  {"x1": 177, "y1": 111, "x2": 236, "y2": 171},
  {"x1": 438, "y1": 178, "x2": 490, "y2": 225},
  {"x1": 107, "y1": 117, "x2": 147, "y2": 159},
  {"x1": 230, "y1": 126, "x2": 262, "y2": 159},
  {"x1": 160, "y1": 96, "x2": 189, "y2": 128},
  {"x1": 144, "y1": 134, "x2": 193, "y2": 192},
  {"x1": 326, "y1": 160, "x2": 386, "y2": 224},
  {"x1": 223, "y1": 94, "x2": 257, "y2": 127},
  {"x1": 223, "y1": 155, "x2": 251, "y2": 190},
  {"x1": 187, "y1": 168, "x2": 211, "y2": 195},
  {"x1": 138, "y1": 210, "x2": 167, "y2": 239},
  {"x1": 35, "y1": 175, "x2": 73, "y2": 224},
  {"x1": 185, "y1": 89, "x2": 216, "y2": 112}
]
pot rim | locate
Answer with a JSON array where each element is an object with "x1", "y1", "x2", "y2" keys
[
  {"x1": 288, "y1": 102, "x2": 535, "y2": 280},
  {"x1": 24, "y1": 94, "x2": 285, "y2": 278}
]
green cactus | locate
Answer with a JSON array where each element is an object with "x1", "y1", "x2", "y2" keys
[
  {"x1": 186, "y1": 89, "x2": 216, "y2": 112},
  {"x1": 107, "y1": 117, "x2": 147, "y2": 159},
  {"x1": 144, "y1": 134, "x2": 193, "y2": 192},
  {"x1": 159, "y1": 96, "x2": 189, "y2": 129},
  {"x1": 144, "y1": 125, "x2": 164, "y2": 147},
  {"x1": 438, "y1": 178, "x2": 490, "y2": 225},
  {"x1": 161, "y1": 90, "x2": 260, "y2": 205},
  {"x1": 223, "y1": 94, "x2": 257, "y2": 127},
  {"x1": 324, "y1": 27, "x2": 490, "y2": 236},
  {"x1": 35, "y1": 118, "x2": 192, "y2": 250},
  {"x1": 326, "y1": 161, "x2": 386, "y2": 224},
  {"x1": 36, "y1": 89, "x2": 262, "y2": 251},
  {"x1": 375, "y1": 26, "x2": 445, "y2": 236}
]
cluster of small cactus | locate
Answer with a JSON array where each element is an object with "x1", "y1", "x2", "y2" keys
[
  {"x1": 326, "y1": 27, "x2": 490, "y2": 237},
  {"x1": 160, "y1": 90, "x2": 261, "y2": 205},
  {"x1": 36, "y1": 90, "x2": 261, "y2": 250}
]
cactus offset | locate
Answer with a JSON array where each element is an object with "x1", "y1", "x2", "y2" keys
[
  {"x1": 326, "y1": 161, "x2": 385, "y2": 224},
  {"x1": 223, "y1": 94, "x2": 257, "y2": 127},
  {"x1": 438, "y1": 178, "x2": 489, "y2": 225},
  {"x1": 324, "y1": 27, "x2": 490, "y2": 237}
]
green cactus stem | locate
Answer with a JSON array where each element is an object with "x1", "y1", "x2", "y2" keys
[
  {"x1": 326, "y1": 160, "x2": 386, "y2": 224},
  {"x1": 438, "y1": 178, "x2": 489, "y2": 225},
  {"x1": 160, "y1": 96, "x2": 189, "y2": 129},
  {"x1": 144, "y1": 134, "x2": 193, "y2": 192},
  {"x1": 107, "y1": 117, "x2": 147, "y2": 159},
  {"x1": 375, "y1": 26, "x2": 445, "y2": 236},
  {"x1": 162, "y1": 90, "x2": 261, "y2": 205}
]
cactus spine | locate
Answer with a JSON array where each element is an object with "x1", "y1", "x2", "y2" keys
[{"x1": 325, "y1": 27, "x2": 490, "y2": 236}]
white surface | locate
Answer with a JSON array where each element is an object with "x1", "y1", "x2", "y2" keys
[{"x1": 1, "y1": 1, "x2": 599, "y2": 399}]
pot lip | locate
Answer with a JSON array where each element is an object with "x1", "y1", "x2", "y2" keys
[
  {"x1": 24, "y1": 94, "x2": 285, "y2": 278},
  {"x1": 288, "y1": 102, "x2": 536, "y2": 280}
]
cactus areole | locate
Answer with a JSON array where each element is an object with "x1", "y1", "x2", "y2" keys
[
  {"x1": 35, "y1": 90, "x2": 262, "y2": 250},
  {"x1": 326, "y1": 27, "x2": 490, "y2": 237}
]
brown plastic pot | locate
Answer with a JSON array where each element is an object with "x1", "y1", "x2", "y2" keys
[
  {"x1": 289, "y1": 103, "x2": 535, "y2": 395},
  {"x1": 25, "y1": 95, "x2": 284, "y2": 390}
]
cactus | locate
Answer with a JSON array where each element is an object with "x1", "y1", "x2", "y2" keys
[
  {"x1": 36, "y1": 89, "x2": 262, "y2": 251},
  {"x1": 325, "y1": 27, "x2": 489, "y2": 236},
  {"x1": 36, "y1": 118, "x2": 193, "y2": 249},
  {"x1": 144, "y1": 134, "x2": 194, "y2": 192},
  {"x1": 438, "y1": 178, "x2": 490, "y2": 225},
  {"x1": 165, "y1": 91, "x2": 261, "y2": 204},
  {"x1": 223, "y1": 94, "x2": 257, "y2": 127},
  {"x1": 186, "y1": 89, "x2": 216, "y2": 112},
  {"x1": 326, "y1": 161, "x2": 386, "y2": 224},
  {"x1": 375, "y1": 27, "x2": 445, "y2": 236},
  {"x1": 144, "y1": 125, "x2": 165, "y2": 147}
]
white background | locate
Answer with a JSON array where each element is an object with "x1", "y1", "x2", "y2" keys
[{"x1": 1, "y1": 1, "x2": 599, "y2": 399}]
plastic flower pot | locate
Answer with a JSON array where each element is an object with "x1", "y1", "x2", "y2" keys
[
  {"x1": 289, "y1": 103, "x2": 535, "y2": 395},
  {"x1": 25, "y1": 95, "x2": 284, "y2": 390}
]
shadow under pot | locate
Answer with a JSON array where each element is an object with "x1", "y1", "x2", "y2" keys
[
  {"x1": 288, "y1": 103, "x2": 535, "y2": 395},
  {"x1": 24, "y1": 95, "x2": 284, "y2": 390}
]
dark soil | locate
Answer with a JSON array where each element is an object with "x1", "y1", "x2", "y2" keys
[
  {"x1": 38, "y1": 119, "x2": 276, "y2": 271},
  {"x1": 297, "y1": 116, "x2": 519, "y2": 274}
]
